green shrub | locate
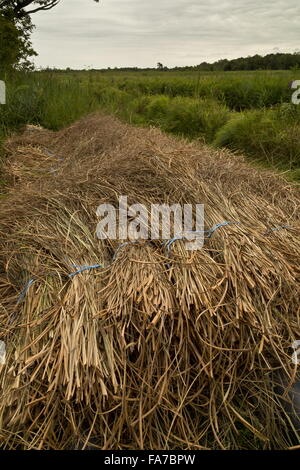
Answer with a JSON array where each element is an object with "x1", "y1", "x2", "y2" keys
[
  {"x1": 142, "y1": 95, "x2": 230, "y2": 142},
  {"x1": 164, "y1": 97, "x2": 231, "y2": 142},
  {"x1": 214, "y1": 108, "x2": 300, "y2": 169},
  {"x1": 93, "y1": 86, "x2": 130, "y2": 108},
  {"x1": 144, "y1": 95, "x2": 171, "y2": 123}
]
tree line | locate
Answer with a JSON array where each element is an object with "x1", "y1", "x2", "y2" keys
[
  {"x1": 179, "y1": 53, "x2": 300, "y2": 72},
  {"x1": 53, "y1": 53, "x2": 300, "y2": 73}
]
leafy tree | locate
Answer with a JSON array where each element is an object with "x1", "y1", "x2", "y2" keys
[{"x1": 0, "y1": 15, "x2": 21, "y2": 75}]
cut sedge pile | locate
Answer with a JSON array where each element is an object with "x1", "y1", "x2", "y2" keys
[{"x1": 0, "y1": 114, "x2": 299, "y2": 450}]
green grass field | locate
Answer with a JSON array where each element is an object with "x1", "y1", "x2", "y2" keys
[{"x1": 1, "y1": 69, "x2": 300, "y2": 180}]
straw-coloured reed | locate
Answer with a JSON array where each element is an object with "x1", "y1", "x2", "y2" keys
[{"x1": 0, "y1": 114, "x2": 299, "y2": 449}]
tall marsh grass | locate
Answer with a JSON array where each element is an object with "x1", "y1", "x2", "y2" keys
[
  {"x1": 0, "y1": 69, "x2": 300, "y2": 179},
  {"x1": 214, "y1": 103, "x2": 300, "y2": 170},
  {"x1": 141, "y1": 95, "x2": 231, "y2": 142}
]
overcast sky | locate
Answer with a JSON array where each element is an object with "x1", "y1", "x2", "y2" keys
[{"x1": 31, "y1": 0, "x2": 300, "y2": 69}]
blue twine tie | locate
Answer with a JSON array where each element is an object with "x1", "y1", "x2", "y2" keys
[
  {"x1": 68, "y1": 264, "x2": 105, "y2": 278},
  {"x1": 68, "y1": 241, "x2": 142, "y2": 278},
  {"x1": 265, "y1": 225, "x2": 290, "y2": 234}
]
